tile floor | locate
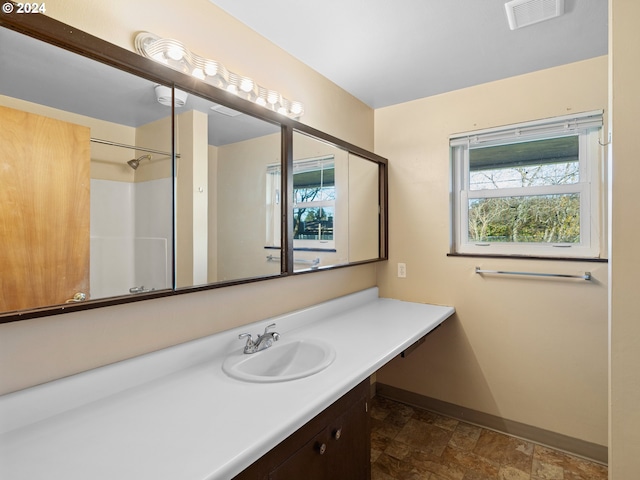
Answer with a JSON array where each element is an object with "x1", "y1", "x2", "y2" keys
[{"x1": 370, "y1": 396, "x2": 607, "y2": 480}]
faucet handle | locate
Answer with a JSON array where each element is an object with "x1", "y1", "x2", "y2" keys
[
  {"x1": 263, "y1": 323, "x2": 277, "y2": 335},
  {"x1": 238, "y1": 332, "x2": 254, "y2": 346}
]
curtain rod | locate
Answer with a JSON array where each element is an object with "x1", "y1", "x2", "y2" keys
[{"x1": 90, "y1": 137, "x2": 180, "y2": 158}]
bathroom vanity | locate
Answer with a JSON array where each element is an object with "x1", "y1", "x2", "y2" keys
[
  {"x1": 234, "y1": 379, "x2": 370, "y2": 480},
  {"x1": 0, "y1": 288, "x2": 454, "y2": 479}
]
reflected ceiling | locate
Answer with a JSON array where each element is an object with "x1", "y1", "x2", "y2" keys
[{"x1": 0, "y1": 28, "x2": 278, "y2": 146}]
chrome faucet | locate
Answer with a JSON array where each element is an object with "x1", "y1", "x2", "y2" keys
[{"x1": 238, "y1": 323, "x2": 280, "y2": 354}]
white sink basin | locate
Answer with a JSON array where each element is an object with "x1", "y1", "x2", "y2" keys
[{"x1": 222, "y1": 338, "x2": 336, "y2": 383}]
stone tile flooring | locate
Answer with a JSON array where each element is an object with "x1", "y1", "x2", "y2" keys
[{"x1": 370, "y1": 396, "x2": 607, "y2": 480}]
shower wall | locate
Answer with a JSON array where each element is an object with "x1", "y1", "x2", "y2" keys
[{"x1": 90, "y1": 178, "x2": 172, "y2": 299}]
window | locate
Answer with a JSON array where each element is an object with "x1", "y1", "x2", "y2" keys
[
  {"x1": 265, "y1": 155, "x2": 336, "y2": 250},
  {"x1": 293, "y1": 156, "x2": 335, "y2": 249},
  {"x1": 450, "y1": 111, "x2": 603, "y2": 258}
]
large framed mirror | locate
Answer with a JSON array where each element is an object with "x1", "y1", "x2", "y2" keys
[
  {"x1": 290, "y1": 132, "x2": 381, "y2": 271},
  {"x1": 173, "y1": 92, "x2": 282, "y2": 289},
  {"x1": 0, "y1": 25, "x2": 174, "y2": 312},
  {"x1": 0, "y1": 12, "x2": 387, "y2": 323}
]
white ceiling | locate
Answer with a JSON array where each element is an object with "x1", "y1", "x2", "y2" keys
[{"x1": 208, "y1": 0, "x2": 608, "y2": 109}]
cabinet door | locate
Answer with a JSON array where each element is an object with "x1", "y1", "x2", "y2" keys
[
  {"x1": 234, "y1": 380, "x2": 371, "y2": 480},
  {"x1": 269, "y1": 429, "x2": 328, "y2": 480},
  {"x1": 269, "y1": 395, "x2": 370, "y2": 480},
  {"x1": 327, "y1": 395, "x2": 370, "y2": 480}
]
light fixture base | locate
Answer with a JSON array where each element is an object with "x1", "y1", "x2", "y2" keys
[{"x1": 154, "y1": 85, "x2": 188, "y2": 107}]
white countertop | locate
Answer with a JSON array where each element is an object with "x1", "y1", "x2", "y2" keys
[{"x1": 0, "y1": 288, "x2": 454, "y2": 480}]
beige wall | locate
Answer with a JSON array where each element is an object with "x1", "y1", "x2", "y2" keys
[
  {"x1": 375, "y1": 57, "x2": 609, "y2": 447},
  {"x1": 216, "y1": 133, "x2": 281, "y2": 280},
  {"x1": 0, "y1": 0, "x2": 376, "y2": 395},
  {"x1": 348, "y1": 154, "x2": 380, "y2": 262},
  {"x1": 609, "y1": 0, "x2": 640, "y2": 476},
  {"x1": 135, "y1": 115, "x2": 173, "y2": 182}
]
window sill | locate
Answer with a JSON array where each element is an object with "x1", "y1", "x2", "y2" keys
[
  {"x1": 264, "y1": 246, "x2": 337, "y2": 253},
  {"x1": 446, "y1": 252, "x2": 608, "y2": 263}
]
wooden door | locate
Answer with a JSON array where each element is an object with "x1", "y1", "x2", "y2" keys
[{"x1": 0, "y1": 105, "x2": 90, "y2": 312}]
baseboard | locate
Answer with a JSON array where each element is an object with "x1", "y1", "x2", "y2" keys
[{"x1": 374, "y1": 383, "x2": 607, "y2": 465}]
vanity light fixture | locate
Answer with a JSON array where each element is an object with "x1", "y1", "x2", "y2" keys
[{"x1": 135, "y1": 32, "x2": 304, "y2": 119}]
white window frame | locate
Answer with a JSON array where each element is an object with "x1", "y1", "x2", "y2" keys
[
  {"x1": 292, "y1": 156, "x2": 336, "y2": 250},
  {"x1": 265, "y1": 155, "x2": 336, "y2": 250},
  {"x1": 265, "y1": 163, "x2": 281, "y2": 248},
  {"x1": 450, "y1": 111, "x2": 603, "y2": 258}
]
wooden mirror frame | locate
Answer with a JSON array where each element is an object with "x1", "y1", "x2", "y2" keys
[{"x1": 0, "y1": 12, "x2": 388, "y2": 324}]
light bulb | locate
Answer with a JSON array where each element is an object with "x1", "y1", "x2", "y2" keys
[
  {"x1": 240, "y1": 77, "x2": 254, "y2": 93},
  {"x1": 290, "y1": 102, "x2": 303, "y2": 115},
  {"x1": 167, "y1": 46, "x2": 183, "y2": 61},
  {"x1": 204, "y1": 62, "x2": 218, "y2": 76},
  {"x1": 152, "y1": 52, "x2": 166, "y2": 63},
  {"x1": 267, "y1": 91, "x2": 279, "y2": 105}
]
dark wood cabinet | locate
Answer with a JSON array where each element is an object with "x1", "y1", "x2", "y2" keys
[{"x1": 234, "y1": 380, "x2": 370, "y2": 480}]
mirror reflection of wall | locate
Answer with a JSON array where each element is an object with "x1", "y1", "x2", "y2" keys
[
  {"x1": 174, "y1": 95, "x2": 282, "y2": 289},
  {"x1": 0, "y1": 27, "x2": 173, "y2": 311},
  {"x1": 348, "y1": 153, "x2": 380, "y2": 263}
]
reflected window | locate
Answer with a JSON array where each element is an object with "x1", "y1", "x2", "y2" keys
[
  {"x1": 293, "y1": 156, "x2": 335, "y2": 249},
  {"x1": 265, "y1": 155, "x2": 336, "y2": 250}
]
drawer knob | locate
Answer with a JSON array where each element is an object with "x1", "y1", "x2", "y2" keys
[
  {"x1": 316, "y1": 442, "x2": 327, "y2": 455},
  {"x1": 333, "y1": 428, "x2": 342, "y2": 440}
]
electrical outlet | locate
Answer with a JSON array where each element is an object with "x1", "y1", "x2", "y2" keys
[{"x1": 397, "y1": 263, "x2": 407, "y2": 278}]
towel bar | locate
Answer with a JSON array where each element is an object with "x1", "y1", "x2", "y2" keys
[{"x1": 475, "y1": 267, "x2": 591, "y2": 280}]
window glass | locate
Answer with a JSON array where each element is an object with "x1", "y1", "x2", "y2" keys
[
  {"x1": 293, "y1": 206, "x2": 334, "y2": 241},
  {"x1": 469, "y1": 136, "x2": 579, "y2": 190},
  {"x1": 293, "y1": 157, "x2": 335, "y2": 245},
  {"x1": 468, "y1": 193, "x2": 580, "y2": 244}
]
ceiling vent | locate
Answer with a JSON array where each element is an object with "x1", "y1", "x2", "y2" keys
[{"x1": 505, "y1": 0, "x2": 564, "y2": 30}]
